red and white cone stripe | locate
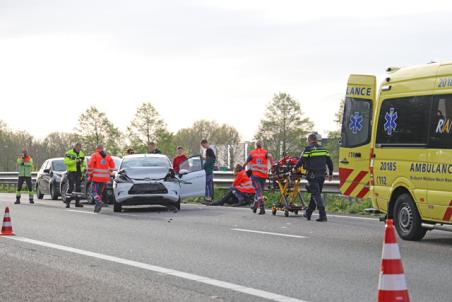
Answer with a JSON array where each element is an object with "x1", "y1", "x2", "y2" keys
[
  {"x1": 1, "y1": 207, "x2": 15, "y2": 236},
  {"x1": 377, "y1": 219, "x2": 409, "y2": 302}
]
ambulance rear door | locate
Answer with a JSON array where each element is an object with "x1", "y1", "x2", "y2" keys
[{"x1": 339, "y1": 75, "x2": 376, "y2": 198}]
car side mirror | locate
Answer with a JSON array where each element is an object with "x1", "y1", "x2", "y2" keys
[
  {"x1": 179, "y1": 169, "x2": 189, "y2": 175},
  {"x1": 43, "y1": 169, "x2": 50, "y2": 174},
  {"x1": 118, "y1": 169, "x2": 126, "y2": 175}
]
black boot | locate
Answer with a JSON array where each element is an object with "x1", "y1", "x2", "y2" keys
[
  {"x1": 251, "y1": 201, "x2": 258, "y2": 213},
  {"x1": 65, "y1": 201, "x2": 70, "y2": 208},
  {"x1": 316, "y1": 207, "x2": 327, "y2": 222},
  {"x1": 75, "y1": 201, "x2": 83, "y2": 208},
  {"x1": 303, "y1": 210, "x2": 312, "y2": 221},
  {"x1": 258, "y1": 207, "x2": 266, "y2": 215},
  {"x1": 29, "y1": 198, "x2": 34, "y2": 204},
  {"x1": 15, "y1": 196, "x2": 20, "y2": 204}
]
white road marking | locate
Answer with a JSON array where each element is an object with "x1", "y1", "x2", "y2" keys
[
  {"x1": 4, "y1": 236, "x2": 308, "y2": 302},
  {"x1": 184, "y1": 203, "x2": 380, "y2": 222},
  {"x1": 232, "y1": 228, "x2": 308, "y2": 239},
  {"x1": 325, "y1": 214, "x2": 379, "y2": 221},
  {"x1": 66, "y1": 210, "x2": 96, "y2": 215}
]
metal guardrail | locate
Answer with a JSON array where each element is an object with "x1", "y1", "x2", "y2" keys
[
  {"x1": 213, "y1": 171, "x2": 340, "y2": 193},
  {"x1": 0, "y1": 171, "x2": 340, "y2": 194}
]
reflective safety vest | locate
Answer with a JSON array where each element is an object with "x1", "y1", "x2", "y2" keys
[
  {"x1": 233, "y1": 170, "x2": 255, "y2": 194},
  {"x1": 88, "y1": 151, "x2": 115, "y2": 183},
  {"x1": 249, "y1": 148, "x2": 268, "y2": 178},
  {"x1": 17, "y1": 156, "x2": 33, "y2": 177},
  {"x1": 64, "y1": 149, "x2": 86, "y2": 173}
]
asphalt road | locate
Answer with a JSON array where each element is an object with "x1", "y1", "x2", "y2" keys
[{"x1": 0, "y1": 193, "x2": 451, "y2": 302}]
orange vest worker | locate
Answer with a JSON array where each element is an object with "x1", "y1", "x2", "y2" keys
[
  {"x1": 233, "y1": 170, "x2": 256, "y2": 194},
  {"x1": 88, "y1": 148, "x2": 115, "y2": 183},
  {"x1": 249, "y1": 148, "x2": 269, "y2": 178}
]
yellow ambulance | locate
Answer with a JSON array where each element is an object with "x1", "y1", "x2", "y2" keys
[{"x1": 339, "y1": 61, "x2": 452, "y2": 240}]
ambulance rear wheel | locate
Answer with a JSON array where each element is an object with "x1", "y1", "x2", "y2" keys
[{"x1": 393, "y1": 193, "x2": 427, "y2": 241}]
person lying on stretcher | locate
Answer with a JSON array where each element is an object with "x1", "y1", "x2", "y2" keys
[{"x1": 208, "y1": 164, "x2": 255, "y2": 207}]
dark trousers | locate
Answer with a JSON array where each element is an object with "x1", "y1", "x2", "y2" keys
[
  {"x1": 306, "y1": 176, "x2": 326, "y2": 219},
  {"x1": 212, "y1": 188, "x2": 253, "y2": 206},
  {"x1": 67, "y1": 171, "x2": 82, "y2": 203},
  {"x1": 205, "y1": 174, "x2": 214, "y2": 199},
  {"x1": 91, "y1": 182, "x2": 107, "y2": 206},
  {"x1": 16, "y1": 176, "x2": 33, "y2": 200}
]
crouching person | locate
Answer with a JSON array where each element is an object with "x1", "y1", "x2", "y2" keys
[{"x1": 210, "y1": 164, "x2": 255, "y2": 206}]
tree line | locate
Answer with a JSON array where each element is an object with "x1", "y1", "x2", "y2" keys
[{"x1": 0, "y1": 93, "x2": 343, "y2": 171}]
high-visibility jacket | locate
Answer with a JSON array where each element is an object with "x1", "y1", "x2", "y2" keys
[
  {"x1": 249, "y1": 148, "x2": 269, "y2": 178},
  {"x1": 64, "y1": 149, "x2": 86, "y2": 173},
  {"x1": 17, "y1": 156, "x2": 33, "y2": 177},
  {"x1": 232, "y1": 170, "x2": 255, "y2": 194},
  {"x1": 88, "y1": 150, "x2": 115, "y2": 183}
]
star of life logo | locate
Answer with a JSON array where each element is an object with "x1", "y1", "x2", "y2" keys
[
  {"x1": 349, "y1": 112, "x2": 363, "y2": 134},
  {"x1": 384, "y1": 107, "x2": 398, "y2": 136}
]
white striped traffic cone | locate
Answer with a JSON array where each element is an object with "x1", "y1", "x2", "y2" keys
[
  {"x1": 1, "y1": 207, "x2": 15, "y2": 236},
  {"x1": 377, "y1": 219, "x2": 409, "y2": 302}
]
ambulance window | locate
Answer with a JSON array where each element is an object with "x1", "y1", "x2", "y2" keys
[
  {"x1": 341, "y1": 98, "x2": 372, "y2": 147},
  {"x1": 430, "y1": 95, "x2": 452, "y2": 149},
  {"x1": 376, "y1": 96, "x2": 430, "y2": 146}
]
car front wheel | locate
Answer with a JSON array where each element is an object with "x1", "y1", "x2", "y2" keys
[
  {"x1": 393, "y1": 193, "x2": 427, "y2": 241},
  {"x1": 61, "y1": 182, "x2": 68, "y2": 203},
  {"x1": 50, "y1": 184, "x2": 58, "y2": 200},
  {"x1": 36, "y1": 185, "x2": 44, "y2": 200}
]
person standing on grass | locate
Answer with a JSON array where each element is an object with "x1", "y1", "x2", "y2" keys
[
  {"x1": 15, "y1": 148, "x2": 34, "y2": 204},
  {"x1": 203, "y1": 148, "x2": 216, "y2": 204},
  {"x1": 172, "y1": 146, "x2": 188, "y2": 174}
]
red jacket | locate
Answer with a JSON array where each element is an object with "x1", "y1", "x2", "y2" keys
[
  {"x1": 233, "y1": 170, "x2": 255, "y2": 194},
  {"x1": 173, "y1": 155, "x2": 188, "y2": 173},
  {"x1": 88, "y1": 149, "x2": 115, "y2": 183}
]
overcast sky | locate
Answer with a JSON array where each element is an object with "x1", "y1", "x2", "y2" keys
[{"x1": 1, "y1": 0, "x2": 452, "y2": 141}]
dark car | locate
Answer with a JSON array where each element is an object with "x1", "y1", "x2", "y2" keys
[
  {"x1": 36, "y1": 157, "x2": 66, "y2": 200},
  {"x1": 60, "y1": 156, "x2": 121, "y2": 204}
]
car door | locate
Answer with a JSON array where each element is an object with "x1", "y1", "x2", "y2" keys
[
  {"x1": 179, "y1": 155, "x2": 206, "y2": 198},
  {"x1": 37, "y1": 160, "x2": 48, "y2": 193},
  {"x1": 41, "y1": 160, "x2": 52, "y2": 194},
  {"x1": 428, "y1": 94, "x2": 452, "y2": 222},
  {"x1": 339, "y1": 75, "x2": 375, "y2": 199}
]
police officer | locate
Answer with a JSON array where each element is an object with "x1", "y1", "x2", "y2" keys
[
  {"x1": 63, "y1": 143, "x2": 86, "y2": 208},
  {"x1": 295, "y1": 133, "x2": 333, "y2": 222},
  {"x1": 243, "y1": 141, "x2": 273, "y2": 215}
]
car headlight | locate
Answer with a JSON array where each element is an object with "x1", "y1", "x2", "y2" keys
[{"x1": 114, "y1": 174, "x2": 133, "y2": 183}]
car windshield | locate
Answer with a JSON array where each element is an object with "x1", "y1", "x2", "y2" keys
[
  {"x1": 52, "y1": 160, "x2": 66, "y2": 171},
  {"x1": 121, "y1": 157, "x2": 170, "y2": 169}
]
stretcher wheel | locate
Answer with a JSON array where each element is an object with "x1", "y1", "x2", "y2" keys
[{"x1": 284, "y1": 210, "x2": 289, "y2": 217}]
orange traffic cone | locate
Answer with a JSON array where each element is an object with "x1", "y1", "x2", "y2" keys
[
  {"x1": 377, "y1": 219, "x2": 409, "y2": 302},
  {"x1": 1, "y1": 207, "x2": 15, "y2": 236}
]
